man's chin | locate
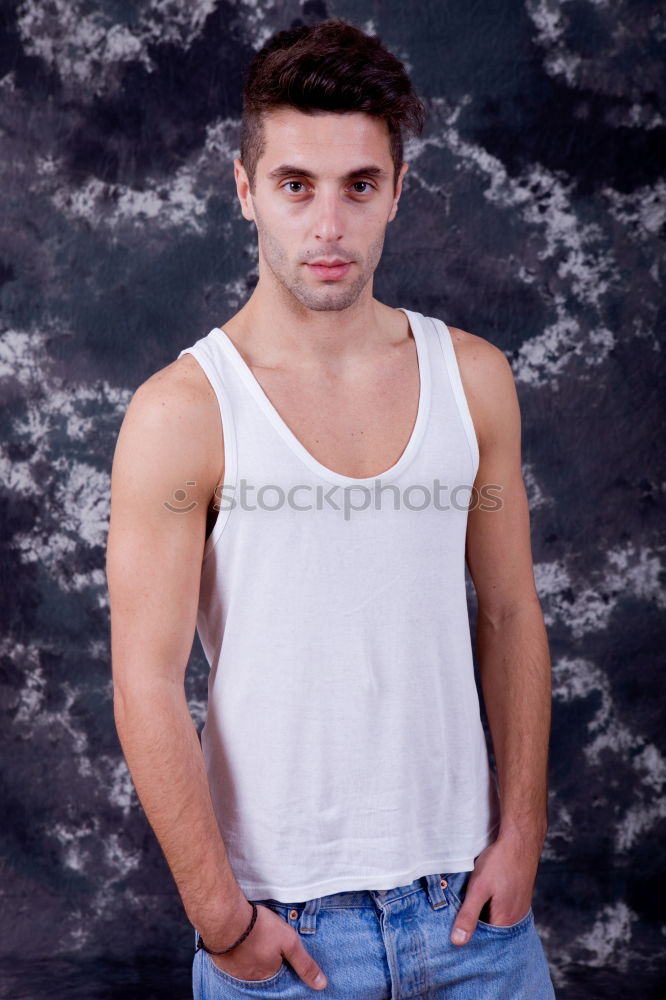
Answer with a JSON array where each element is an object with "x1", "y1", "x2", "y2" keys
[{"x1": 290, "y1": 282, "x2": 366, "y2": 313}]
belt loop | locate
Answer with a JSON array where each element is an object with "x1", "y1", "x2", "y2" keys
[
  {"x1": 422, "y1": 872, "x2": 450, "y2": 909},
  {"x1": 297, "y1": 896, "x2": 321, "y2": 934}
]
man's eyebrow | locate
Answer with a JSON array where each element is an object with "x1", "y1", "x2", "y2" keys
[{"x1": 266, "y1": 164, "x2": 389, "y2": 181}]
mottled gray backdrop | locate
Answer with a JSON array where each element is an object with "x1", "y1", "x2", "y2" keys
[{"x1": 1, "y1": 0, "x2": 664, "y2": 998}]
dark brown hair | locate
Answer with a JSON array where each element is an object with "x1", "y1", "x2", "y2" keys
[{"x1": 239, "y1": 18, "x2": 427, "y2": 194}]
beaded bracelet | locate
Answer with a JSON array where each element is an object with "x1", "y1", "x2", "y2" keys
[{"x1": 195, "y1": 901, "x2": 258, "y2": 955}]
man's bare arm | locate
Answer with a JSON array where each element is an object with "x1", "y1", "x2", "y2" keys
[
  {"x1": 107, "y1": 357, "x2": 326, "y2": 989},
  {"x1": 106, "y1": 360, "x2": 328, "y2": 989},
  {"x1": 106, "y1": 362, "x2": 252, "y2": 945},
  {"x1": 448, "y1": 333, "x2": 551, "y2": 944}
]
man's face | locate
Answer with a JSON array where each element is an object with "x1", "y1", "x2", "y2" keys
[{"x1": 234, "y1": 108, "x2": 408, "y2": 313}]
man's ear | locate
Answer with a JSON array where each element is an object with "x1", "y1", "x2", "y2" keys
[
  {"x1": 234, "y1": 157, "x2": 255, "y2": 222},
  {"x1": 388, "y1": 162, "x2": 409, "y2": 223}
]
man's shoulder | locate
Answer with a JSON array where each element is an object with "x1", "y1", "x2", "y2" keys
[
  {"x1": 131, "y1": 350, "x2": 218, "y2": 416},
  {"x1": 445, "y1": 323, "x2": 513, "y2": 387},
  {"x1": 119, "y1": 350, "x2": 223, "y2": 469},
  {"x1": 114, "y1": 351, "x2": 223, "y2": 494},
  {"x1": 445, "y1": 323, "x2": 505, "y2": 361},
  {"x1": 443, "y1": 324, "x2": 518, "y2": 452}
]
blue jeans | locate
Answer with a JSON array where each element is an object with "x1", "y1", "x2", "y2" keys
[{"x1": 193, "y1": 869, "x2": 556, "y2": 998}]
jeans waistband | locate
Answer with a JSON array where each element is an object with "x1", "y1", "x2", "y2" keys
[{"x1": 253, "y1": 871, "x2": 463, "y2": 935}]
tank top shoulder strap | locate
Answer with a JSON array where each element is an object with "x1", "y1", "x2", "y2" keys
[
  {"x1": 177, "y1": 331, "x2": 239, "y2": 549},
  {"x1": 177, "y1": 330, "x2": 232, "y2": 411},
  {"x1": 427, "y1": 315, "x2": 480, "y2": 476}
]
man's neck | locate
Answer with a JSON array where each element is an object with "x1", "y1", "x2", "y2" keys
[{"x1": 220, "y1": 289, "x2": 406, "y2": 371}]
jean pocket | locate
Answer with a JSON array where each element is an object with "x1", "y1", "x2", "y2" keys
[
  {"x1": 476, "y1": 907, "x2": 534, "y2": 933},
  {"x1": 204, "y1": 949, "x2": 289, "y2": 988},
  {"x1": 442, "y1": 873, "x2": 534, "y2": 933}
]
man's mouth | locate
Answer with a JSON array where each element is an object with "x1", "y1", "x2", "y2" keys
[{"x1": 305, "y1": 261, "x2": 353, "y2": 280}]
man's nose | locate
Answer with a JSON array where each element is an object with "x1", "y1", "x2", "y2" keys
[{"x1": 313, "y1": 191, "x2": 344, "y2": 242}]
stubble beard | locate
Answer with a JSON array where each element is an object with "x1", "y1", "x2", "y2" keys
[{"x1": 253, "y1": 210, "x2": 387, "y2": 313}]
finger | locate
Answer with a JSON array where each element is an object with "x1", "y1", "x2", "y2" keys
[
  {"x1": 282, "y1": 937, "x2": 328, "y2": 991},
  {"x1": 450, "y1": 881, "x2": 488, "y2": 946}
]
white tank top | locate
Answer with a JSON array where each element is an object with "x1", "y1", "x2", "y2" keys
[{"x1": 177, "y1": 308, "x2": 500, "y2": 903}]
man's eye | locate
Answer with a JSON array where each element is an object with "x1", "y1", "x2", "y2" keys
[{"x1": 282, "y1": 180, "x2": 374, "y2": 194}]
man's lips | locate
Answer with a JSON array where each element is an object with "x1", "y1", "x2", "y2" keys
[{"x1": 305, "y1": 261, "x2": 353, "y2": 280}]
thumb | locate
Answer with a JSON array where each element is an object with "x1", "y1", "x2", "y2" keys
[
  {"x1": 450, "y1": 880, "x2": 486, "y2": 946},
  {"x1": 283, "y1": 937, "x2": 328, "y2": 991}
]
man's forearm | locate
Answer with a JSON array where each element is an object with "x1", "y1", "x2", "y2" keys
[
  {"x1": 476, "y1": 600, "x2": 551, "y2": 847},
  {"x1": 113, "y1": 676, "x2": 251, "y2": 947}
]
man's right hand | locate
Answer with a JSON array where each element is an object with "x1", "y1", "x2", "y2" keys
[{"x1": 206, "y1": 904, "x2": 328, "y2": 990}]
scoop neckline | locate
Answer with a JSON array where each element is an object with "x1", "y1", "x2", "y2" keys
[{"x1": 212, "y1": 307, "x2": 431, "y2": 488}]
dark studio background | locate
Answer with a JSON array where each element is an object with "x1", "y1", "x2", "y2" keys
[{"x1": 0, "y1": 0, "x2": 664, "y2": 997}]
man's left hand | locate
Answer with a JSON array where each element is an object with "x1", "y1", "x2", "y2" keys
[{"x1": 449, "y1": 830, "x2": 543, "y2": 946}]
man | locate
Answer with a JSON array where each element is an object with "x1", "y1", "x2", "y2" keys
[{"x1": 106, "y1": 17, "x2": 555, "y2": 999}]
